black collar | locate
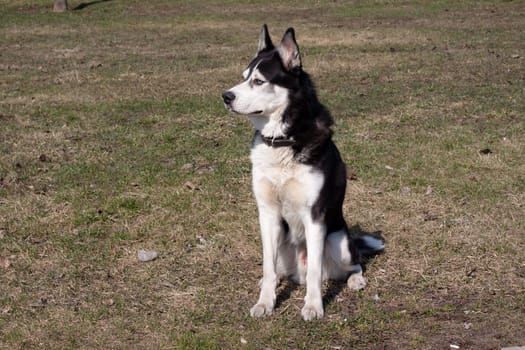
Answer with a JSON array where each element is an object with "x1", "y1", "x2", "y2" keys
[{"x1": 260, "y1": 134, "x2": 296, "y2": 148}]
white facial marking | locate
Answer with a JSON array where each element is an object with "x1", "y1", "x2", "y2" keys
[{"x1": 225, "y1": 64, "x2": 289, "y2": 138}]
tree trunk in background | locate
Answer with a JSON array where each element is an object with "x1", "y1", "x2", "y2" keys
[{"x1": 53, "y1": 0, "x2": 68, "y2": 12}]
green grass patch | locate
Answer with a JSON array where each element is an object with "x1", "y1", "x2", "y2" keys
[{"x1": 1, "y1": 0, "x2": 524, "y2": 349}]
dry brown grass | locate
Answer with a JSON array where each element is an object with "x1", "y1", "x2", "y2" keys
[{"x1": 1, "y1": 0, "x2": 524, "y2": 349}]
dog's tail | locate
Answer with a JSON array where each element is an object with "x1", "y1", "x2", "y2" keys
[{"x1": 353, "y1": 234, "x2": 385, "y2": 257}]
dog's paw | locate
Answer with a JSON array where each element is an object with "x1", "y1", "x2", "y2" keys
[
  {"x1": 347, "y1": 272, "x2": 367, "y2": 290},
  {"x1": 301, "y1": 304, "x2": 324, "y2": 321},
  {"x1": 250, "y1": 302, "x2": 274, "y2": 318}
]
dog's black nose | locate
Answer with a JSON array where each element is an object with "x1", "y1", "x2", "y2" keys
[{"x1": 222, "y1": 91, "x2": 235, "y2": 105}]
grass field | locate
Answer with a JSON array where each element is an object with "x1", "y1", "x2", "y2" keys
[{"x1": 1, "y1": 0, "x2": 524, "y2": 349}]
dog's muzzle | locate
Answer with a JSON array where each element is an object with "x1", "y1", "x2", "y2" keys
[
  {"x1": 222, "y1": 91, "x2": 235, "y2": 106},
  {"x1": 222, "y1": 91, "x2": 262, "y2": 115}
]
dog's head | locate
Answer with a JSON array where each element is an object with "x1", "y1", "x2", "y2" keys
[{"x1": 222, "y1": 25, "x2": 303, "y2": 136}]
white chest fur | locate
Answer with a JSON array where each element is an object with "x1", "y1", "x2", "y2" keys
[{"x1": 250, "y1": 138, "x2": 324, "y2": 244}]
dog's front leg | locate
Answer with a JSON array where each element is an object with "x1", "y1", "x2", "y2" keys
[
  {"x1": 250, "y1": 204, "x2": 282, "y2": 318},
  {"x1": 301, "y1": 221, "x2": 325, "y2": 321}
]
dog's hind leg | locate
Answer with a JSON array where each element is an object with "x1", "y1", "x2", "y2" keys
[
  {"x1": 324, "y1": 230, "x2": 354, "y2": 279},
  {"x1": 324, "y1": 230, "x2": 367, "y2": 290},
  {"x1": 347, "y1": 234, "x2": 385, "y2": 290},
  {"x1": 276, "y1": 235, "x2": 297, "y2": 281},
  {"x1": 346, "y1": 265, "x2": 367, "y2": 290}
]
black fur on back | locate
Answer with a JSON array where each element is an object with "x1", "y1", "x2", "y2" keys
[
  {"x1": 252, "y1": 45, "x2": 348, "y2": 235},
  {"x1": 253, "y1": 50, "x2": 335, "y2": 164}
]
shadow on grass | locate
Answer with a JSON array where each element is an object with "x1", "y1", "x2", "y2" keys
[
  {"x1": 348, "y1": 224, "x2": 385, "y2": 273},
  {"x1": 275, "y1": 280, "x2": 298, "y2": 310},
  {"x1": 72, "y1": 0, "x2": 112, "y2": 11},
  {"x1": 275, "y1": 225, "x2": 385, "y2": 310}
]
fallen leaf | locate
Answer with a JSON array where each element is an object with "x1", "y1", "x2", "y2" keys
[
  {"x1": 424, "y1": 214, "x2": 439, "y2": 222},
  {"x1": 0, "y1": 256, "x2": 11, "y2": 268},
  {"x1": 197, "y1": 167, "x2": 214, "y2": 175},
  {"x1": 184, "y1": 181, "x2": 200, "y2": 191},
  {"x1": 161, "y1": 281, "x2": 175, "y2": 288},
  {"x1": 347, "y1": 173, "x2": 358, "y2": 181},
  {"x1": 89, "y1": 61, "x2": 103, "y2": 69},
  {"x1": 466, "y1": 268, "x2": 477, "y2": 277},
  {"x1": 180, "y1": 163, "x2": 193, "y2": 171},
  {"x1": 196, "y1": 162, "x2": 215, "y2": 174}
]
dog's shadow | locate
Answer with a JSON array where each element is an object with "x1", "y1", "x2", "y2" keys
[{"x1": 275, "y1": 225, "x2": 385, "y2": 311}]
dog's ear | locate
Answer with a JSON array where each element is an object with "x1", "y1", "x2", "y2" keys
[
  {"x1": 257, "y1": 24, "x2": 274, "y2": 54},
  {"x1": 278, "y1": 27, "x2": 302, "y2": 71}
]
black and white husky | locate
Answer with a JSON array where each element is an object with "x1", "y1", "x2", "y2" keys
[{"x1": 222, "y1": 25, "x2": 384, "y2": 320}]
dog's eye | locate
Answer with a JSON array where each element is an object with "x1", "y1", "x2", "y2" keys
[{"x1": 253, "y1": 78, "x2": 265, "y2": 86}]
